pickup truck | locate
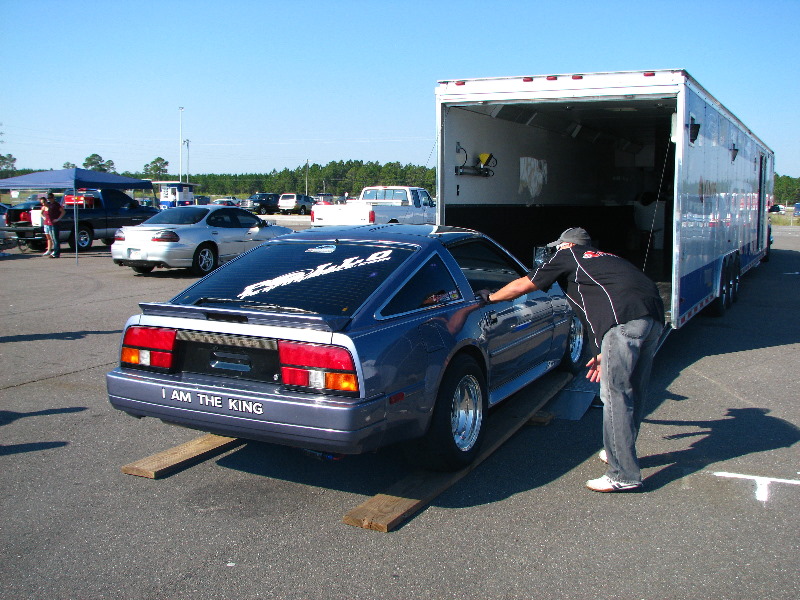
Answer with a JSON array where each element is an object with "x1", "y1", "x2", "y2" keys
[
  {"x1": 310, "y1": 186, "x2": 436, "y2": 226},
  {"x1": 1, "y1": 189, "x2": 159, "y2": 251}
]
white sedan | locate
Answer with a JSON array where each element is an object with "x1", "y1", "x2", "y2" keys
[{"x1": 111, "y1": 205, "x2": 292, "y2": 275}]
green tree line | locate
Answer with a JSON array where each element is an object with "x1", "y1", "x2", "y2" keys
[{"x1": 128, "y1": 159, "x2": 437, "y2": 197}]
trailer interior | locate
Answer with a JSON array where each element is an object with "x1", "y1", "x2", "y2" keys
[{"x1": 441, "y1": 96, "x2": 678, "y2": 319}]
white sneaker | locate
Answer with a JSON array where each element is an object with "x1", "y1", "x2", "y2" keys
[
  {"x1": 42, "y1": 250, "x2": 52, "y2": 256},
  {"x1": 586, "y1": 474, "x2": 642, "y2": 492},
  {"x1": 598, "y1": 449, "x2": 608, "y2": 464}
]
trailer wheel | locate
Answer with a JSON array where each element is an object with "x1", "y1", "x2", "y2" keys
[
  {"x1": 408, "y1": 354, "x2": 487, "y2": 471},
  {"x1": 706, "y1": 259, "x2": 729, "y2": 317},
  {"x1": 730, "y1": 255, "x2": 741, "y2": 304}
]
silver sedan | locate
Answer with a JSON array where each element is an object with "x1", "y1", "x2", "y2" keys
[{"x1": 111, "y1": 205, "x2": 292, "y2": 275}]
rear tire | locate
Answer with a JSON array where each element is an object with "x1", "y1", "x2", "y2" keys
[
  {"x1": 68, "y1": 226, "x2": 93, "y2": 251},
  {"x1": 412, "y1": 355, "x2": 487, "y2": 471},
  {"x1": 191, "y1": 243, "x2": 217, "y2": 276}
]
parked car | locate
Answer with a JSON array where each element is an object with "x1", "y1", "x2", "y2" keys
[
  {"x1": 794, "y1": 203, "x2": 800, "y2": 216},
  {"x1": 106, "y1": 224, "x2": 586, "y2": 470},
  {"x1": 241, "y1": 193, "x2": 280, "y2": 215},
  {"x1": 212, "y1": 199, "x2": 238, "y2": 206},
  {"x1": 768, "y1": 204, "x2": 786, "y2": 214},
  {"x1": 215, "y1": 196, "x2": 240, "y2": 206},
  {"x1": 111, "y1": 205, "x2": 292, "y2": 275},
  {"x1": 193, "y1": 195, "x2": 211, "y2": 205},
  {"x1": 278, "y1": 193, "x2": 315, "y2": 215}
]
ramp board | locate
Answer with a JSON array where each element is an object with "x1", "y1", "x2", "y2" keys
[
  {"x1": 121, "y1": 434, "x2": 243, "y2": 479},
  {"x1": 343, "y1": 371, "x2": 571, "y2": 532}
]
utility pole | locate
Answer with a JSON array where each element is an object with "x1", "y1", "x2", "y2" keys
[
  {"x1": 184, "y1": 139, "x2": 190, "y2": 183},
  {"x1": 178, "y1": 107, "x2": 184, "y2": 183}
]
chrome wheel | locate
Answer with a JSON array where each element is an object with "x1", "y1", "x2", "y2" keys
[
  {"x1": 450, "y1": 373, "x2": 483, "y2": 452},
  {"x1": 567, "y1": 315, "x2": 585, "y2": 365},
  {"x1": 192, "y1": 244, "x2": 217, "y2": 275}
]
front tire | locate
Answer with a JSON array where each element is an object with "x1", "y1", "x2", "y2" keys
[
  {"x1": 258, "y1": 206, "x2": 268, "y2": 215},
  {"x1": 558, "y1": 314, "x2": 588, "y2": 374},
  {"x1": 414, "y1": 355, "x2": 487, "y2": 471},
  {"x1": 191, "y1": 243, "x2": 217, "y2": 276}
]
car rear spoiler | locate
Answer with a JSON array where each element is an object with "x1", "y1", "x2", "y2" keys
[{"x1": 138, "y1": 302, "x2": 351, "y2": 332}]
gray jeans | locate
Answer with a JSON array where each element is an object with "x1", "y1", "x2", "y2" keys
[{"x1": 600, "y1": 316, "x2": 662, "y2": 485}]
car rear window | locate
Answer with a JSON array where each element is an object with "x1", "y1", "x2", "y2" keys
[
  {"x1": 144, "y1": 207, "x2": 209, "y2": 225},
  {"x1": 173, "y1": 241, "x2": 415, "y2": 316}
]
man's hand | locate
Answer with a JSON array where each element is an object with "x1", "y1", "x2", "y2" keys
[
  {"x1": 475, "y1": 289, "x2": 491, "y2": 304},
  {"x1": 586, "y1": 354, "x2": 602, "y2": 383}
]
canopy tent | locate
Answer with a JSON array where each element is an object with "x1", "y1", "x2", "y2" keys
[
  {"x1": 0, "y1": 169, "x2": 152, "y2": 263},
  {"x1": 0, "y1": 168, "x2": 152, "y2": 190}
]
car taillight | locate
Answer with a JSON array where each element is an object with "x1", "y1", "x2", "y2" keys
[
  {"x1": 278, "y1": 341, "x2": 358, "y2": 394},
  {"x1": 114, "y1": 228, "x2": 125, "y2": 241},
  {"x1": 310, "y1": 210, "x2": 315, "y2": 222},
  {"x1": 152, "y1": 230, "x2": 180, "y2": 242},
  {"x1": 368, "y1": 210, "x2": 376, "y2": 223},
  {"x1": 120, "y1": 326, "x2": 177, "y2": 370}
]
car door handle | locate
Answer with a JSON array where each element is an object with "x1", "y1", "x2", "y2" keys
[
  {"x1": 211, "y1": 231, "x2": 218, "y2": 235},
  {"x1": 487, "y1": 310, "x2": 498, "y2": 325}
]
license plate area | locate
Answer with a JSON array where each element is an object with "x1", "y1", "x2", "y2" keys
[{"x1": 176, "y1": 331, "x2": 279, "y2": 383}]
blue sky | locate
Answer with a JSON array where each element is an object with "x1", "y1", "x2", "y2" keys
[{"x1": 4, "y1": 0, "x2": 799, "y2": 176}]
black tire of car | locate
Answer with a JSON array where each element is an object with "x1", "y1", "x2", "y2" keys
[
  {"x1": 558, "y1": 314, "x2": 590, "y2": 374},
  {"x1": 102, "y1": 238, "x2": 115, "y2": 246},
  {"x1": 131, "y1": 266, "x2": 155, "y2": 274},
  {"x1": 299, "y1": 206, "x2": 307, "y2": 215},
  {"x1": 412, "y1": 354, "x2": 487, "y2": 472},
  {"x1": 258, "y1": 206, "x2": 268, "y2": 215},
  {"x1": 68, "y1": 225, "x2": 94, "y2": 251},
  {"x1": 191, "y1": 243, "x2": 217, "y2": 276}
]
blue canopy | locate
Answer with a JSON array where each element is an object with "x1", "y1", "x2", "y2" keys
[{"x1": 0, "y1": 168, "x2": 152, "y2": 190}]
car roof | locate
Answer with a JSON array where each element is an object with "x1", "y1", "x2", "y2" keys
[{"x1": 277, "y1": 223, "x2": 483, "y2": 247}]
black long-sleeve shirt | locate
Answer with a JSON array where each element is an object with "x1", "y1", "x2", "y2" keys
[{"x1": 528, "y1": 245, "x2": 664, "y2": 353}]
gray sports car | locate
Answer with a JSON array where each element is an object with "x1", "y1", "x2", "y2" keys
[{"x1": 106, "y1": 224, "x2": 586, "y2": 470}]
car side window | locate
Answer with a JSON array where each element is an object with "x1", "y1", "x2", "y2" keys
[
  {"x1": 206, "y1": 209, "x2": 238, "y2": 228},
  {"x1": 448, "y1": 240, "x2": 527, "y2": 292},
  {"x1": 382, "y1": 254, "x2": 461, "y2": 316},
  {"x1": 236, "y1": 210, "x2": 260, "y2": 228}
]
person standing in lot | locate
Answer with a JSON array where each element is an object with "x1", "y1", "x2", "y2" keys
[
  {"x1": 39, "y1": 196, "x2": 54, "y2": 256},
  {"x1": 45, "y1": 192, "x2": 64, "y2": 258},
  {"x1": 478, "y1": 227, "x2": 664, "y2": 492}
]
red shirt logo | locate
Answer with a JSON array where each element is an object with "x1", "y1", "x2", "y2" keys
[{"x1": 583, "y1": 250, "x2": 617, "y2": 259}]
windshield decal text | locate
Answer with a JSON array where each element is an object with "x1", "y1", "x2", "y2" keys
[{"x1": 237, "y1": 249, "x2": 394, "y2": 299}]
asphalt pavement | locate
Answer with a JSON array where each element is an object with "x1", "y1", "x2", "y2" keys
[{"x1": 1, "y1": 227, "x2": 798, "y2": 599}]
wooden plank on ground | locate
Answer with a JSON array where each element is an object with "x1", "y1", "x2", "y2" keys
[
  {"x1": 121, "y1": 434, "x2": 243, "y2": 479},
  {"x1": 343, "y1": 371, "x2": 572, "y2": 532}
]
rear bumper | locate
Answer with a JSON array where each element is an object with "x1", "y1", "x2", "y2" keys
[{"x1": 106, "y1": 368, "x2": 389, "y2": 454}]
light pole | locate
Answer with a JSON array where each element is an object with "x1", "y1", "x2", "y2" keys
[
  {"x1": 184, "y1": 139, "x2": 190, "y2": 183},
  {"x1": 179, "y1": 107, "x2": 184, "y2": 183}
]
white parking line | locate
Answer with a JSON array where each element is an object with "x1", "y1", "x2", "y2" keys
[{"x1": 713, "y1": 471, "x2": 800, "y2": 502}]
